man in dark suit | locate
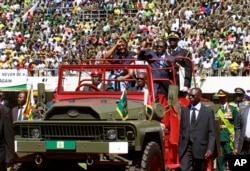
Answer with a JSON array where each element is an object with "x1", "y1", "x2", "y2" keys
[
  {"x1": 12, "y1": 91, "x2": 41, "y2": 122},
  {"x1": 166, "y1": 31, "x2": 193, "y2": 97},
  {"x1": 178, "y1": 87, "x2": 215, "y2": 171},
  {"x1": 0, "y1": 105, "x2": 14, "y2": 171},
  {"x1": 0, "y1": 91, "x2": 9, "y2": 107},
  {"x1": 128, "y1": 72, "x2": 147, "y2": 92},
  {"x1": 233, "y1": 104, "x2": 250, "y2": 155},
  {"x1": 138, "y1": 39, "x2": 175, "y2": 103}
]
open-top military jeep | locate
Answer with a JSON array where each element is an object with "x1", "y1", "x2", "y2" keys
[{"x1": 14, "y1": 61, "x2": 190, "y2": 171}]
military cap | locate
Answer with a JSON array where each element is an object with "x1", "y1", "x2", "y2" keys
[
  {"x1": 212, "y1": 93, "x2": 219, "y2": 100},
  {"x1": 234, "y1": 87, "x2": 245, "y2": 94},
  {"x1": 33, "y1": 90, "x2": 38, "y2": 96},
  {"x1": 167, "y1": 30, "x2": 181, "y2": 39},
  {"x1": 217, "y1": 89, "x2": 229, "y2": 97},
  {"x1": 244, "y1": 94, "x2": 250, "y2": 101}
]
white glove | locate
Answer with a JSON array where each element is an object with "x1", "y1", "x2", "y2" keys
[{"x1": 181, "y1": 86, "x2": 189, "y2": 92}]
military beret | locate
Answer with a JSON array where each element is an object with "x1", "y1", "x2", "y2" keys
[
  {"x1": 90, "y1": 69, "x2": 102, "y2": 76},
  {"x1": 234, "y1": 87, "x2": 245, "y2": 94},
  {"x1": 167, "y1": 30, "x2": 181, "y2": 39},
  {"x1": 217, "y1": 89, "x2": 229, "y2": 97}
]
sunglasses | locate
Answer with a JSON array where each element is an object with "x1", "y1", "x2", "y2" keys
[
  {"x1": 188, "y1": 94, "x2": 196, "y2": 98},
  {"x1": 156, "y1": 45, "x2": 164, "y2": 48},
  {"x1": 136, "y1": 78, "x2": 145, "y2": 81}
]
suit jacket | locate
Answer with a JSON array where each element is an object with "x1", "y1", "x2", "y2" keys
[
  {"x1": 0, "y1": 99, "x2": 9, "y2": 107},
  {"x1": 0, "y1": 105, "x2": 14, "y2": 164},
  {"x1": 234, "y1": 104, "x2": 250, "y2": 153},
  {"x1": 12, "y1": 105, "x2": 41, "y2": 122},
  {"x1": 138, "y1": 49, "x2": 175, "y2": 95},
  {"x1": 128, "y1": 85, "x2": 147, "y2": 92},
  {"x1": 178, "y1": 103, "x2": 215, "y2": 159}
]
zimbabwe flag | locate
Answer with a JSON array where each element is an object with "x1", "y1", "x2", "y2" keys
[
  {"x1": 116, "y1": 90, "x2": 128, "y2": 120},
  {"x1": 23, "y1": 88, "x2": 34, "y2": 120}
]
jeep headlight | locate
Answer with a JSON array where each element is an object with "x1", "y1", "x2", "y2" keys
[
  {"x1": 31, "y1": 128, "x2": 40, "y2": 138},
  {"x1": 106, "y1": 129, "x2": 117, "y2": 140}
]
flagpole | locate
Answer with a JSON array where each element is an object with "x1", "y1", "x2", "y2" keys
[
  {"x1": 144, "y1": 89, "x2": 148, "y2": 106},
  {"x1": 30, "y1": 84, "x2": 35, "y2": 106}
]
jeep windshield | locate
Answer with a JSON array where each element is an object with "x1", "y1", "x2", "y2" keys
[{"x1": 55, "y1": 64, "x2": 174, "y2": 102}]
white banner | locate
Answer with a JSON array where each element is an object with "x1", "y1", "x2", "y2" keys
[{"x1": 0, "y1": 69, "x2": 27, "y2": 88}]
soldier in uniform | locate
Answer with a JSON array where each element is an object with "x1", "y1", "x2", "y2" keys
[
  {"x1": 82, "y1": 69, "x2": 114, "y2": 91},
  {"x1": 216, "y1": 89, "x2": 239, "y2": 171},
  {"x1": 166, "y1": 31, "x2": 193, "y2": 97},
  {"x1": 233, "y1": 87, "x2": 249, "y2": 108}
]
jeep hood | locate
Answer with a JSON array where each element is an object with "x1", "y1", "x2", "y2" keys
[{"x1": 44, "y1": 98, "x2": 145, "y2": 120}]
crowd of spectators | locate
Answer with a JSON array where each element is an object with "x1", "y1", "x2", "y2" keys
[{"x1": 0, "y1": 0, "x2": 250, "y2": 77}]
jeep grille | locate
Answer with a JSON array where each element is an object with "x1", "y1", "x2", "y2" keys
[{"x1": 15, "y1": 123, "x2": 136, "y2": 144}]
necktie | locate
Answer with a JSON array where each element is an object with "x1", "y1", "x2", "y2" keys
[
  {"x1": 159, "y1": 54, "x2": 165, "y2": 68},
  {"x1": 18, "y1": 106, "x2": 23, "y2": 121},
  {"x1": 137, "y1": 86, "x2": 142, "y2": 92},
  {"x1": 190, "y1": 107, "x2": 196, "y2": 142},
  {"x1": 191, "y1": 108, "x2": 196, "y2": 127},
  {"x1": 221, "y1": 105, "x2": 224, "y2": 111}
]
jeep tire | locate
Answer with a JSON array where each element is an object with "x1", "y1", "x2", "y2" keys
[{"x1": 140, "y1": 141, "x2": 164, "y2": 171}]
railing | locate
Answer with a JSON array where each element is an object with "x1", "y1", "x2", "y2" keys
[
  {"x1": 34, "y1": 5, "x2": 138, "y2": 21},
  {"x1": 199, "y1": 68, "x2": 250, "y2": 77},
  {"x1": 3, "y1": 67, "x2": 250, "y2": 77}
]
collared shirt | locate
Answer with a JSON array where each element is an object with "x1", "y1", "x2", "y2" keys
[
  {"x1": 221, "y1": 102, "x2": 228, "y2": 111},
  {"x1": 190, "y1": 102, "x2": 201, "y2": 122},
  {"x1": 97, "y1": 83, "x2": 102, "y2": 90},
  {"x1": 159, "y1": 54, "x2": 166, "y2": 69},
  {"x1": 137, "y1": 85, "x2": 147, "y2": 92},
  {"x1": 17, "y1": 105, "x2": 24, "y2": 121}
]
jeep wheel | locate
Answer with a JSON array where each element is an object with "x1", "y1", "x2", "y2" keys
[{"x1": 140, "y1": 142, "x2": 164, "y2": 171}]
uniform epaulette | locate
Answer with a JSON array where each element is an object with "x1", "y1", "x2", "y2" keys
[
  {"x1": 244, "y1": 101, "x2": 250, "y2": 105},
  {"x1": 181, "y1": 47, "x2": 189, "y2": 51},
  {"x1": 229, "y1": 102, "x2": 238, "y2": 108},
  {"x1": 181, "y1": 47, "x2": 191, "y2": 58}
]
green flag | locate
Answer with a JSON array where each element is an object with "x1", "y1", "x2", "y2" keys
[{"x1": 116, "y1": 90, "x2": 128, "y2": 120}]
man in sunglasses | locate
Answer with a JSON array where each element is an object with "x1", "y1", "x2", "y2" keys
[
  {"x1": 179, "y1": 87, "x2": 215, "y2": 171},
  {"x1": 128, "y1": 72, "x2": 147, "y2": 92},
  {"x1": 138, "y1": 38, "x2": 175, "y2": 103}
]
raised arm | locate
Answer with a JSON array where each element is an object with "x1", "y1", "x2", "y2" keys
[{"x1": 104, "y1": 38, "x2": 126, "y2": 59}]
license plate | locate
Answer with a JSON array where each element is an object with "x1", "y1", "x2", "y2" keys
[
  {"x1": 46, "y1": 140, "x2": 75, "y2": 150},
  {"x1": 109, "y1": 142, "x2": 128, "y2": 154}
]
